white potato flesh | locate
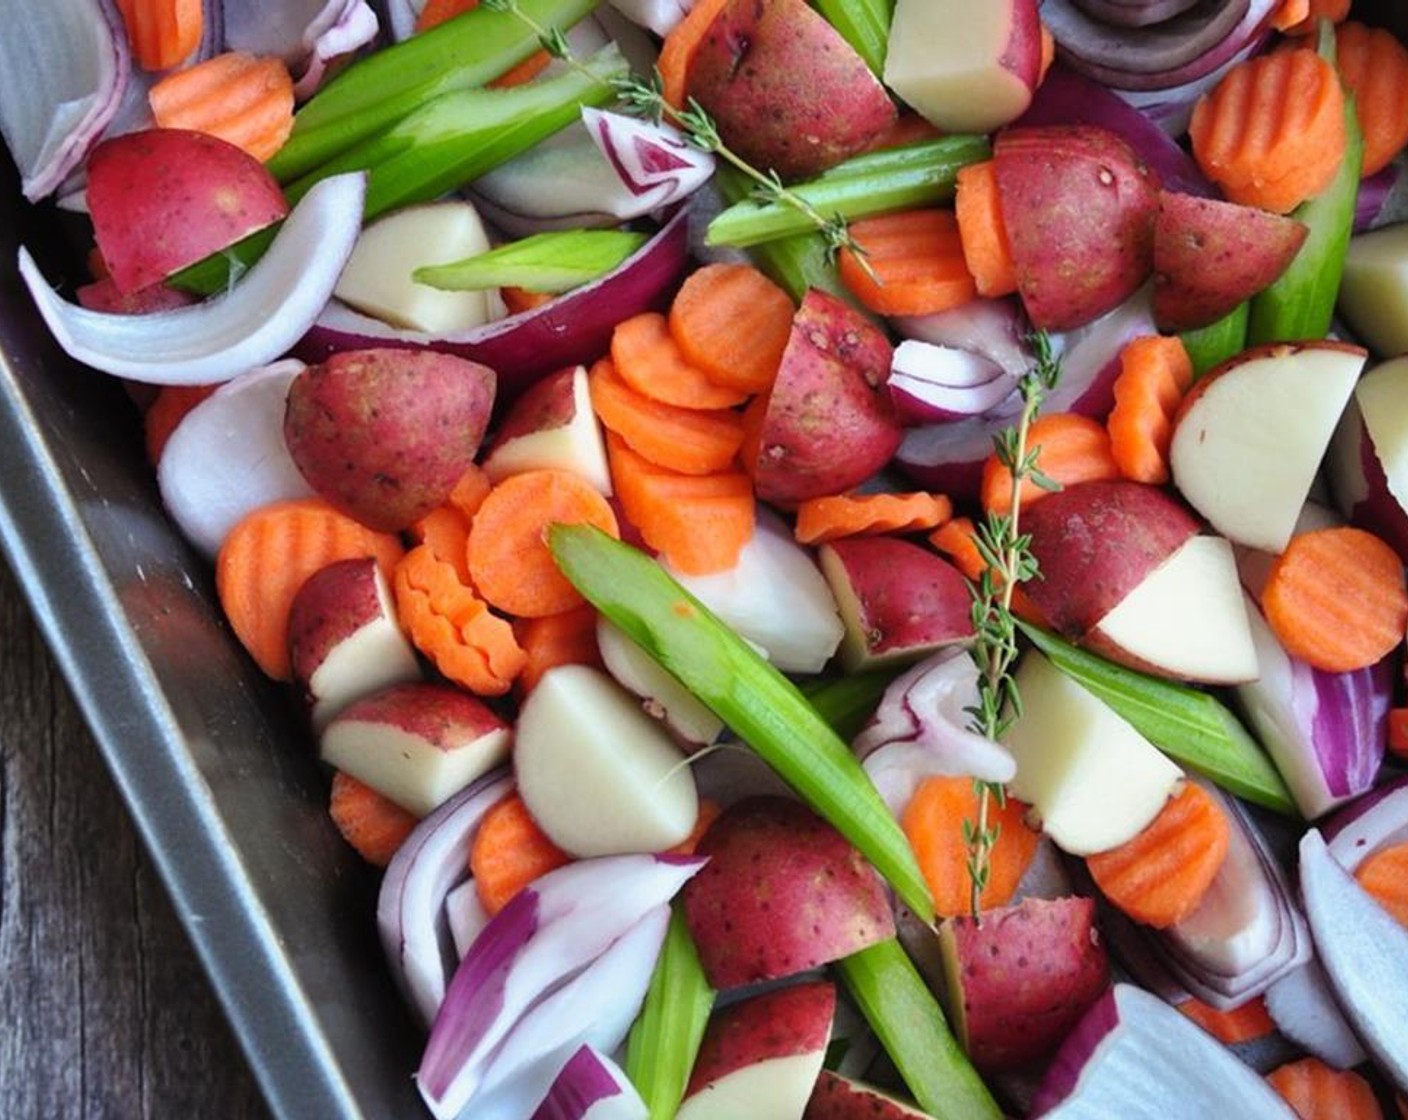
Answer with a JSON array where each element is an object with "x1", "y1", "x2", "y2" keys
[
  {"x1": 675, "y1": 1054, "x2": 826, "y2": 1120},
  {"x1": 1354, "y1": 356, "x2": 1408, "y2": 516},
  {"x1": 595, "y1": 618, "x2": 725, "y2": 747},
  {"x1": 1002, "y1": 651, "x2": 1183, "y2": 856},
  {"x1": 514, "y1": 665, "x2": 699, "y2": 857},
  {"x1": 306, "y1": 580, "x2": 421, "y2": 732},
  {"x1": 1339, "y1": 223, "x2": 1408, "y2": 357},
  {"x1": 481, "y1": 366, "x2": 613, "y2": 495},
  {"x1": 1090, "y1": 535, "x2": 1258, "y2": 685},
  {"x1": 334, "y1": 200, "x2": 506, "y2": 333},
  {"x1": 1169, "y1": 345, "x2": 1365, "y2": 552}
]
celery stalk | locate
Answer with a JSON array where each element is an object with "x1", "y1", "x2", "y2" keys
[
  {"x1": 1246, "y1": 20, "x2": 1363, "y2": 345},
  {"x1": 802, "y1": 668, "x2": 898, "y2": 742},
  {"x1": 267, "y1": 0, "x2": 600, "y2": 182},
  {"x1": 813, "y1": 0, "x2": 895, "y2": 77},
  {"x1": 1181, "y1": 303, "x2": 1249, "y2": 379},
  {"x1": 1018, "y1": 624, "x2": 1298, "y2": 816},
  {"x1": 836, "y1": 939, "x2": 1002, "y2": 1119},
  {"x1": 624, "y1": 907, "x2": 715, "y2": 1120},
  {"x1": 415, "y1": 229, "x2": 647, "y2": 293},
  {"x1": 707, "y1": 136, "x2": 989, "y2": 248},
  {"x1": 548, "y1": 524, "x2": 936, "y2": 921}
]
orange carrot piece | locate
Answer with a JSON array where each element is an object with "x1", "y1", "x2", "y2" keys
[
  {"x1": 415, "y1": 0, "x2": 477, "y2": 30},
  {"x1": 393, "y1": 543, "x2": 527, "y2": 695},
  {"x1": 1266, "y1": 1057, "x2": 1384, "y2": 1120},
  {"x1": 606, "y1": 432, "x2": 755, "y2": 575},
  {"x1": 793, "y1": 491, "x2": 953, "y2": 545},
  {"x1": 1389, "y1": 707, "x2": 1408, "y2": 761},
  {"x1": 143, "y1": 384, "x2": 217, "y2": 465},
  {"x1": 414, "y1": 0, "x2": 549, "y2": 81},
  {"x1": 410, "y1": 506, "x2": 474, "y2": 583},
  {"x1": 328, "y1": 770, "x2": 420, "y2": 867},
  {"x1": 667, "y1": 798, "x2": 723, "y2": 857},
  {"x1": 667, "y1": 262, "x2": 796, "y2": 395},
  {"x1": 838, "y1": 209, "x2": 978, "y2": 317},
  {"x1": 1355, "y1": 840, "x2": 1408, "y2": 929},
  {"x1": 216, "y1": 499, "x2": 403, "y2": 681},
  {"x1": 470, "y1": 793, "x2": 573, "y2": 916},
  {"x1": 657, "y1": 0, "x2": 730, "y2": 110},
  {"x1": 501, "y1": 286, "x2": 556, "y2": 314},
  {"x1": 1177, "y1": 994, "x2": 1277, "y2": 1044},
  {"x1": 1261, "y1": 526, "x2": 1408, "y2": 673},
  {"x1": 1106, "y1": 335, "x2": 1195, "y2": 486},
  {"x1": 980, "y1": 412, "x2": 1121, "y2": 516},
  {"x1": 513, "y1": 605, "x2": 603, "y2": 696},
  {"x1": 1335, "y1": 21, "x2": 1408, "y2": 176},
  {"x1": 1039, "y1": 20, "x2": 1056, "y2": 81},
  {"x1": 447, "y1": 464, "x2": 493, "y2": 520},
  {"x1": 114, "y1": 0, "x2": 203, "y2": 71},
  {"x1": 929, "y1": 515, "x2": 986, "y2": 581},
  {"x1": 589, "y1": 358, "x2": 745, "y2": 476},
  {"x1": 148, "y1": 51, "x2": 295, "y2": 162},
  {"x1": 1188, "y1": 47, "x2": 1347, "y2": 214},
  {"x1": 1086, "y1": 782, "x2": 1231, "y2": 929},
  {"x1": 1270, "y1": 0, "x2": 1311, "y2": 31},
  {"x1": 611, "y1": 312, "x2": 751, "y2": 411},
  {"x1": 1279, "y1": 0, "x2": 1351, "y2": 35},
  {"x1": 467, "y1": 468, "x2": 620, "y2": 618},
  {"x1": 901, "y1": 776, "x2": 1042, "y2": 919},
  {"x1": 955, "y1": 160, "x2": 1017, "y2": 299}
]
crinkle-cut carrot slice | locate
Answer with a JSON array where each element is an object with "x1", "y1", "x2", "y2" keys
[
  {"x1": 1355, "y1": 840, "x2": 1408, "y2": 929},
  {"x1": 1335, "y1": 20, "x2": 1408, "y2": 177},
  {"x1": 793, "y1": 491, "x2": 952, "y2": 545},
  {"x1": 149, "y1": 51, "x2": 295, "y2": 162},
  {"x1": 980, "y1": 412, "x2": 1121, "y2": 516},
  {"x1": 1266, "y1": 1056, "x2": 1384, "y2": 1120},
  {"x1": 1106, "y1": 335, "x2": 1195, "y2": 486},
  {"x1": 512, "y1": 605, "x2": 603, "y2": 697},
  {"x1": 838, "y1": 209, "x2": 978, "y2": 317}
]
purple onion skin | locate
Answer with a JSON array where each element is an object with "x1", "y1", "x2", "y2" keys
[
  {"x1": 530, "y1": 1046, "x2": 623, "y2": 1120},
  {"x1": 1355, "y1": 163, "x2": 1400, "y2": 233},
  {"x1": 1030, "y1": 985, "x2": 1123, "y2": 1114},
  {"x1": 1310, "y1": 656, "x2": 1391, "y2": 799}
]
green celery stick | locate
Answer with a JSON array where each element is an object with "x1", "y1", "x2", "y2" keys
[
  {"x1": 624, "y1": 906, "x2": 715, "y2": 1120},
  {"x1": 547, "y1": 524, "x2": 936, "y2": 921},
  {"x1": 836, "y1": 939, "x2": 1002, "y2": 1120},
  {"x1": 813, "y1": 0, "x2": 895, "y2": 77},
  {"x1": 1018, "y1": 623, "x2": 1298, "y2": 816},
  {"x1": 415, "y1": 229, "x2": 648, "y2": 293},
  {"x1": 1181, "y1": 303, "x2": 1249, "y2": 379},
  {"x1": 707, "y1": 135, "x2": 990, "y2": 248},
  {"x1": 803, "y1": 668, "x2": 899, "y2": 742},
  {"x1": 268, "y1": 0, "x2": 600, "y2": 182},
  {"x1": 1246, "y1": 20, "x2": 1364, "y2": 345}
]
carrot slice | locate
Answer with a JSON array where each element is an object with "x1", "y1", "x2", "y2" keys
[
  {"x1": 1177, "y1": 994, "x2": 1277, "y2": 1044},
  {"x1": 467, "y1": 468, "x2": 620, "y2": 618},
  {"x1": 901, "y1": 776, "x2": 1042, "y2": 919},
  {"x1": 513, "y1": 604, "x2": 603, "y2": 696},
  {"x1": 328, "y1": 770, "x2": 420, "y2": 867},
  {"x1": 980, "y1": 412, "x2": 1121, "y2": 516},
  {"x1": 606, "y1": 432, "x2": 755, "y2": 575},
  {"x1": 393, "y1": 544, "x2": 527, "y2": 695},
  {"x1": 216, "y1": 498, "x2": 403, "y2": 681},
  {"x1": 1279, "y1": 0, "x2": 1351, "y2": 35},
  {"x1": 929, "y1": 515, "x2": 986, "y2": 581},
  {"x1": 409, "y1": 506, "x2": 473, "y2": 583},
  {"x1": 1270, "y1": 0, "x2": 1311, "y2": 31},
  {"x1": 658, "y1": 0, "x2": 730, "y2": 110},
  {"x1": 793, "y1": 491, "x2": 953, "y2": 545},
  {"x1": 837, "y1": 209, "x2": 978, "y2": 317},
  {"x1": 1188, "y1": 47, "x2": 1348, "y2": 214},
  {"x1": 447, "y1": 464, "x2": 493, "y2": 520},
  {"x1": 588, "y1": 357, "x2": 746, "y2": 475},
  {"x1": 1086, "y1": 782, "x2": 1231, "y2": 929},
  {"x1": 1261, "y1": 526, "x2": 1408, "y2": 673},
  {"x1": 501, "y1": 285, "x2": 556, "y2": 314},
  {"x1": 148, "y1": 51, "x2": 295, "y2": 162},
  {"x1": 955, "y1": 160, "x2": 1017, "y2": 299},
  {"x1": 470, "y1": 792, "x2": 573, "y2": 916},
  {"x1": 1335, "y1": 21, "x2": 1408, "y2": 176},
  {"x1": 1106, "y1": 335, "x2": 1195, "y2": 486},
  {"x1": 611, "y1": 312, "x2": 751, "y2": 411},
  {"x1": 1355, "y1": 840, "x2": 1408, "y2": 929},
  {"x1": 143, "y1": 384, "x2": 217, "y2": 465},
  {"x1": 1266, "y1": 1057, "x2": 1384, "y2": 1120},
  {"x1": 416, "y1": 0, "x2": 476, "y2": 29},
  {"x1": 114, "y1": 0, "x2": 203, "y2": 71},
  {"x1": 667, "y1": 262, "x2": 795, "y2": 395}
]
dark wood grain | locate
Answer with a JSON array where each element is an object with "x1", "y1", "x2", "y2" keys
[{"x1": 0, "y1": 556, "x2": 273, "y2": 1120}]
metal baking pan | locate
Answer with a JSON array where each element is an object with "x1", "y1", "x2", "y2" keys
[{"x1": 0, "y1": 156, "x2": 423, "y2": 1117}]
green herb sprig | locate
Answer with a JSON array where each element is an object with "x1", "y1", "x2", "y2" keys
[{"x1": 964, "y1": 332, "x2": 1061, "y2": 919}]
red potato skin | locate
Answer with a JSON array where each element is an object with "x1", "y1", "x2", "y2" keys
[
  {"x1": 86, "y1": 128, "x2": 289, "y2": 296},
  {"x1": 1153, "y1": 190, "x2": 1308, "y2": 332},
  {"x1": 686, "y1": 980, "x2": 837, "y2": 1095},
  {"x1": 746, "y1": 289, "x2": 902, "y2": 505},
  {"x1": 1022, "y1": 479, "x2": 1200, "y2": 637},
  {"x1": 681, "y1": 796, "x2": 896, "y2": 988},
  {"x1": 994, "y1": 125, "x2": 1160, "y2": 331},
  {"x1": 328, "y1": 681, "x2": 507, "y2": 746},
  {"x1": 686, "y1": 0, "x2": 896, "y2": 180},
  {"x1": 283, "y1": 348, "x2": 496, "y2": 532},
  {"x1": 286, "y1": 556, "x2": 395, "y2": 690},
  {"x1": 482, "y1": 365, "x2": 580, "y2": 453},
  {"x1": 804, "y1": 1070, "x2": 933, "y2": 1119},
  {"x1": 940, "y1": 895, "x2": 1111, "y2": 1073}
]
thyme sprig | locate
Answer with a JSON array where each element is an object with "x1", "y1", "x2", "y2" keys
[
  {"x1": 963, "y1": 331, "x2": 1061, "y2": 920},
  {"x1": 478, "y1": 0, "x2": 869, "y2": 272}
]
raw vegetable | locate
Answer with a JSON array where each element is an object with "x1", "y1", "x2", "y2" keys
[
  {"x1": 792, "y1": 492, "x2": 951, "y2": 545},
  {"x1": 328, "y1": 770, "x2": 422, "y2": 867},
  {"x1": 147, "y1": 51, "x2": 296, "y2": 162},
  {"x1": 1106, "y1": 334, "x2": 1194, "y2": 485},
  {"x1": 610, "y1": 313, "x2": 749, "y2": 410},
  {"x1": 979, "y1": 411, "x2": 1121, "y2": 515},
  {"x1": 954, "y1": 159, "x2": 1017, "y2": 298},
  {"x1": 837, "y1": 209, "x2": 977, "y2": 316},
  {"x1": 1176, "y1": 995, "x2": 1276, "y2": 1044},
  {"x1": 469, "y1": 792, "x2": 573, "y2": 916},
  {"x1": 114, "y1": 0, "x2": 202, "y2": 71},
  {"x1": 1354, "y1": 841, "x2": 1408, "y2": 927},
  {"x1": 1334, "y1": 20, "x2": 1408, "y2": 176},
  {"x1": 1179, "y1": 306, "x2": 1249, "y2": 378},
  {"x1": 1265, "y1": 1057, "x2": 1384, "y2": 1120},
  {"x1": 811, "y1": 0, "x2": 893, "y2": 77},
  {"x1": 513, "y1": 605, "x2": 604, "y2": 695},
  {"x1": 414, "y1": 230, "x2": 650, "y2": 293},
  {"x1": 666, "y1": 262, "x2": 794, "y2": 395},
  {"x1": 656, "y1": 0, "x2": 729, "y2": 110}
]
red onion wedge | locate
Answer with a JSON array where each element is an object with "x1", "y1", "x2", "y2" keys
[
  {"x1": 1070, "y1": 0, "x2": 1201, "y2": 27},
  {"x1": 583, "y1": 108, "x2": 714, "y2": 208},
  {"x1": 297, "y1": 202, "x2": 690, "y2": 408},
  {"x1": 887, "y1": 340, "x2": 1018, "y2": 425},
  {"x1": 604, "y1": 0, "x2": 693, "y2": 36},
  {"x1": 1030, "y1": 983, "x2": 1298, "y2": 1117},
  {"x1": 1322, "y1": 774, "x2": 1408, "y2": 870},
  {"x1": 0, "y1": 0, "x2": 130, "y2": 201},
  {"x1": 1298, "y1": 828, "x2": 1408, "y2": 1093},
  {"x1": 223, "y1": 0, "x2": 378, "y2": 96},
  {"x1": 416, "y1": 854, "x2": 705, "y2": 1120},
  {"x1": 531, "y1": 1045, "x2": 648, "y2": 1120},
  {"x1": 894, "y1": 295, "x2": 1034, "y2": 383},
  {"x1": 377, "y1": 770, "x2": 513, "y2": 1027},
  {"x1": 20, "y1": 172, "x2": 366, "y2": 385},
  {"x1": 1265, "y1": 959, "x2": 1367, "y2": 1070}
]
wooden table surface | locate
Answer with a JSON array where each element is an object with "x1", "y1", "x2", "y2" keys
[{"x1": 0, "y1": 555, "x2": 273, "y2": 1119}]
